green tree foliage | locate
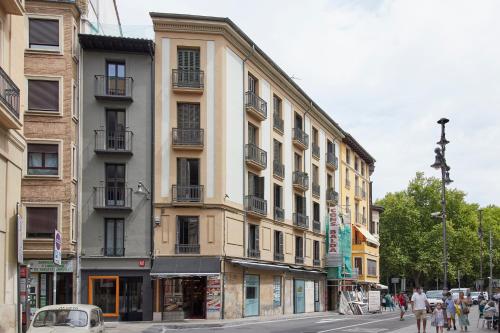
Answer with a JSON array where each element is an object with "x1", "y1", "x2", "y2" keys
[{"x1": 377, "y1": 172, "x2": 499, "y2": 290}]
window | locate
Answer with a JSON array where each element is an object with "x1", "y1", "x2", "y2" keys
[
  {"x1": 72, "y1": 23, "x2": 78, "y2": 58},
  {"x1": 105, "y1": 218, "x2": 124, "y2": 256},
  {"x1": 295, "y1": 236, "x2": 304, "y2": 258},
  {"x1": 27, "y1": 143, "x2": 59, "y2": 176},
  {"x1": 248, "y1": 123, "x2": 258, "y2": 145},
  {"x1": 295, "y1": 194, "x2": 306, "y2": 214},
  {"x1": 72, "y1": 81, "x2": 78, "y2": 119},
  {"x1": 354, "y1": 257, "x2": 363, "y2": 275},
  {"x1": 248, "y1": 172, "x2": 264, "y2": 198},
  {"x1": 248, "y1": 224, "x2": 259, "y2": 251},
  {"x1": 313, "y1": 202, "x2": 320, "y2": 222},
  {"x1": 355, "y1": 175, "x2": 359, "y2": 188},
  {"x1": 274, "y1": 184, "x2": 282, "y2": 208},
  {"x1": 26, "y1": 206, "x2": 58, "y2": 238},
  {"x1": 346, "y1": 148, "x2": 351, "y2": 164},
  {"x1": 361, "y1": 162, "x2": 365, "y2": 176},
  {"x1": 327, "y1": 140, "x2": 335, "y2": 155},
  {"x1": 273, "y1": 139, "x2": 282, "y2": 163},
  {"x1": 248, "y1": 73, "x2": 258, "y2": 94},
  {"x1": 312, "y1": 127, "x2": 318, "y2": 146},
  {"x1": 177, "y1": 216, "x2": 199, "y2": 245},
  {"x1": 273, "y1": 95, "x2": 282, "y2": 117},
  {"x1": 106, "y1": 62, "x2": 126, "y2": 96},
  {"x1": 71, "y1": 144, "x2": 77, "y2": 180},
  {"x1": 355, "y1": 157, "x2": 359, "y2": 171},
  {"x1": 345, "y1": 168, "x2": 349, "y2": 185},
  {"x1": 362, "y1": 207, "x2": 366, "y2": 222},
  {"x1": 177, "y1": 158, "x2": 200, "y2": 186},
  {"x1": 313, "y1": 240, "x2": 320, "y2": 261},
  {"x1": 313, "y1": 165, "x2": 319, "y2": 185},
  {"x1": 274, "y1": 230, "x2": 283, "y2": 256},
  {"x1": 71, "y1": 205, "x2": 77, "y2": 242},
  {"x1": 327, "y1": 174, "x2": 333, "y2": 188},
  {"x1": 106, "y1": 109, "x2": 126, "y2": 150},
  {"x1": 273, "y1": 276, "x2": 281, "y2": 306},
  {"x1": 346, "y1": 197, "x2": 350, "y2": 213},
  {"x1": 294, "y1": 153, "x2": 302, "y2": 171},
  {"x1": 28, "y1": 79, "x2": 59, "y2": 112},
  {"x1": 177, "y1": 103, "x2": 200, "y2": 129},
  {"x1": 294, "y1": 113, "x2": 303, "y2": 130},
  {"x1": 28, "y1": 18, "x2": 59, "y2": 51},
  {"x1": 367, "y1": 259, "x2": 377, "y2": 276},
  {"x1": 178, "y1": 48, "x2": 200, "y2": 71},
  {"x1": 355, "y1": 203, "x2": 359, "y2": 223}
]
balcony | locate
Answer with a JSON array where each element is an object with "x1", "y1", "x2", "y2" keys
[
  {"x1": 295, "y1": 256, "x2": 304, "y2": 265},
  {"x1": 95, "y1": 75, "x2": 133, "y2": 101},
  {"x1": 326, "y1": 188, "x2": 339, "y2": 204},
  {"x1": 293, "y1": 213, "x2": 309, "y2": 230},
  {"x1": 245, "y1": 144, "x2": 267, "y2": 170},
  {"x1": 176, "y1": 244, "x2": 200, "y2": 254},
  {"x1": 355, "y1": 186, "x2": 366, "y2": 200},
  {"x1": 172, "y1": 69, "x2": 204, "y2": 93},
  {"x1": 245, "y1": 195, "x2": 267, "y2": 217},
  {"x1": 273, "y1": 113, "x2": 284, "y2": 133},
  {"x1": 274, "y1": 252, "x2": 284, "y2": 262},
  {"x1": 313, "y1": 259, "x2": 321, "y2": 266},
  {"x1": 94, "y1": 130, "x2": 133, "y2": 155},
  {"x1": 292, "y1": 128, "x2": 309, "y2": 150},
  {"x1": 312, "y1": 183, "x2": 320, "y2": 198},
  {"x1": 104, "y1": 247, "x2": 125, "y2": 257},
  {"x1": 0, "y1": 66, "x2": 21, "y2": 129},
  {"x1": 93, "y1": 187, "x2": 132, "y2": 211},
  {"x1": 172, "y1": 128, "x2": 204, "y2": 149},
  {"x1": 274, "y1": 206, "x2": 284, "y2": 222},
  {"x1": 292, "y1": 171, "x2": 309, "y2": 191},
  {"x1": 355, "y1": 213, "x2": 367, "y2": 225},
  {"x1": 245, "y1": 91, "x2": 267, "y2": 120},
  {"x1": 312, "y1": 144, "x2": 320, "y2": 159},
  {"x1": 313, "y1": 219, "x2": 321, "y2": 233},
  {"x1": 1, "y1": 0, "x2": 24, "y2": 15},
  {"x1": 248, "y1": 248, "x2": 260, "y2": 259},
  {"x1": 326, "y1": 153, "x2": 338, "y2": 170},
  {"x1": 273, "y1": 161, "x2": 285, "y2": 179},
  {"x1": 172, "y1": 185, "x2": 204, "y2": 205}
]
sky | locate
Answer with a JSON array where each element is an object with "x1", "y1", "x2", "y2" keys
[{"x1": 116, "y1": 0, "x2": 500, "y2": 206}]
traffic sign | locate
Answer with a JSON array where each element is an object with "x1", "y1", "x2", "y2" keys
[{"x1": 53, "y1": 230, "x2": 62, "y2": 266}]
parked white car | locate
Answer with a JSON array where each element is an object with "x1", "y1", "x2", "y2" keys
[
  {"x1": 426, "y1": 290, "x2": 444, "y2": 310},
  {"x1": 471, "y1": 291, "x2": 489, "y2": 304},
  {"x1": 28, "y1": 304, "x2": 105, "y2": 333},
  {"x1": 450, "y1": 288, "x2": 471, "y2": 300}
]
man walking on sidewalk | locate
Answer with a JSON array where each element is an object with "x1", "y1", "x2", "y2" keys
[
  {"x1": 397, "y1": 291, "x2": 408, "y2": 321},
  {"x1": 412, "y1": 287, "x2": 430, "y2": 333}
]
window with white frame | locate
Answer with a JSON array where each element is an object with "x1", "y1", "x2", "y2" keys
[
  {"x1": 72, "y1": 144, "x2": 77, "y2": 180},
  {"x1": 72, "y1": 81, "x2": 78, "y2": 119},
  {"x1": 27, "y1": 78, "x2": 60, "y2": 113},
  {"x1": 26, "y1": 206, "x2": 58, "y2": 238},
  {"x1": 71, "y1": 205, "x2": 77, "y2": 242},
  {"x1": 28, "y1": 17, "x2": 60, "y2": 51},
  {"x1": 367, "y1": 259, "x2": 377, "y2": 276},
  {"x1": 27, "y1": 143, "x2": 59, "y2": 176}
]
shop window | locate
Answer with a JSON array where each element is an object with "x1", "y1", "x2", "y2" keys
[
  {"x1": 28, "y1": 18, "x2": 59, "y2": 51},
  {"x1": 26, "y1": 206, "x2": 57, "y2": 238},
  {"x1": 27, "y1": 143, "x2": 59, "y2": 176},
  {"x1": 28, "y1": 79, "x2": 59, "y2": 113},
  {"x1": 105, "y1": 219, "x2": 124, "y2": 256},
  {"x1": 89, "y1": 276, "x2": 119, "y2": 317}
]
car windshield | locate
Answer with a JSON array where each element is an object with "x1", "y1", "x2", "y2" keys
[
  {"x1": 426, "y1": 291, "x2": 442, "y2": 298},
  {"x1": 33, "y1": 309, "x2": 88, "y2": 328},
  {"x1": 471, "y1": 292, "x2": 480, "y2": 296}
]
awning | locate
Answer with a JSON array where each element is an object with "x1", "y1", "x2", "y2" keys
[
  {"x1": 375, "y1": 283, "x2": 389, "y2": 290},
  {"x1": 151, "y1": 257, "x2": 220, "y2": 277},
  {"x1": 230, "y1": 259, "x2": 289, "y2": 271},
  {"x1": 353, "y1": 225, "x2": 380, "y2": 246}
]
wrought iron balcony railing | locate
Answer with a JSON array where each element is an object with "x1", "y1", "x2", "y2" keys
[
  {"x1": 274, "y1": 252, "x2": 284, "y2": 262},
  {"x1": 292, "y1": 171, "x2": 309, "y2": 190},
  {"x1": 274, "y1": 206, "x2": 284, "y2": 222},
  {"x1": 172, "y1": 69, "x2": 204, "y2": 89},
  {"x1": 292, "y1": 127, "x2": 309, "y2": 149},
  {"x1": 93, "y1": 187, "x2": 132, "y2": 209},
  {"x1": 172, "y1": 128, "x2": 204, "y2": 147},
  {"x1": 248, "y1": 248, "x2": 260, "y2": 259},
  {"x1": 326, "y1": 153, "x2": 338, "y2": 169},
  {"x1": 94, "y1": 130, "x2": 133, "y2": 153},
  {"x1": 312, "y1": 143, "x2": 320, "y2": 159},
  {"x1": 0, "y1": 66, "x2": 20, "y2": 121},
  {"x1": 313, "y1": 259, "x2": 321, "y2": 266},
  {"x1": 172, "y1": 185, "x2": 204, "y2": 204},
  {"x1": 326, "y1": 188, "x2": 339, "y2": 204},
  {"x1": 245, "y1": 195, "x2": 267, "y2": 216},
  {"x1": 104, "y1": 247, "x2": 125, "y2": 257},
  {"x1": 95, "y1": 75, "x2": 133, "y2": 100},
  {"x1": 245, "y1": 143, "x2": 267, "y2": 169},
  {"x1": 293, "y1": 212, "x2": 309, "y2": 229},
  {"x1": 176, "y1": 244, "x2": 200, "y2": 254},
  {"x1": 295, "y1": 256, "x2": 304, "y2": 264},
  {"x1": 245, "y1": 91, "x2": 267, "y2": 120},
  {"x1": 273, "y1": 113, "x2": 284, "y2": 133}
]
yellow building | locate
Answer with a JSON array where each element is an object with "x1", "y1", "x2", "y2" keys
[
  {"x1": 339, "y1": 133, "x2": 379, "y2": 288},
  {"x1": 150, "y1": 13, "x2": 346, "y2": 320},
  {"x1": 0, "y1": 0, "x2": 26, "y2": 332}
]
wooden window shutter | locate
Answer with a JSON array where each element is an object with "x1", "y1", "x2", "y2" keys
[
  {"x1": 248, "y1": 173, "x2": 255, "y2": 196},
  {"x1": 178, "y1": 48, "x2": 200, "y2": 70}
]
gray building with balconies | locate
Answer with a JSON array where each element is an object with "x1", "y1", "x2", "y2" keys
[{"x1": 79, "y1": 34, "x2": 154, "y2": 321}]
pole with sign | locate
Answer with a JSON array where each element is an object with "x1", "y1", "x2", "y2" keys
[{"x1": 53, "y1": 230, "x2": 62, "y2": 305}]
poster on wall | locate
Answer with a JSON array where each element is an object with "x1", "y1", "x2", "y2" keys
[{"x1": 206, "y1": 275, "x2": 221, "y2": 312}]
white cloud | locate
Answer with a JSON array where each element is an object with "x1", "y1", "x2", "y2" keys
[{"x1": 117, "y1": 0, "x2": 500, "y2": 206}]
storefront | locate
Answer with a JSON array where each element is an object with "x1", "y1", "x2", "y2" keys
[
  {"x1": 26, "y1": 260, "x2": 75, "y2": 319},
  {"x1": 151, "y1": 257, "x2": 222, "y2": 321},
  {"x1": 244, "y1": 274, "x2": 259, "y2": 317},
  {"x1": 81, "y1": 269, "x2": 152, "y2": 321}
]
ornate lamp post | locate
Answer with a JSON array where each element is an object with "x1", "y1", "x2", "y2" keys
[{"x1": 431, "y1": 118, "x2": 453, "y2": 290}]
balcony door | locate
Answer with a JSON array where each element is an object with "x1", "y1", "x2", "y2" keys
[
  {"x1": 177, "y1": 158, "x2": 200, "y2": 200},
  {"x1": 177, "y1": 216, "x2": 199, "y2": 251},
  {"x1": 248, "y1": 172, "x2": 264, "y2": 199},
  {"x1": 106, "y1": 62, "x2": 125, "y2": 96},
  {"x1": 106, "y1": 109, "x2": 126, "y2": 150},
  {"x1": 106, "y1": 164, "x2": 125, "y2": 206},
  {"x1": 295, "y1": 194, "x2": 306, "y2": 215},
  {"x1": 295, "y1": 113, "x2": 303, "y2": 130},
  {"x1": 178, "y1": 48, "x2": 200, "y2": 84}
]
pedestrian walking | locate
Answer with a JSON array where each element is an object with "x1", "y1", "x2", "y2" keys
[
  {"x1": 385, "y1": 293, "x2": 395, "y2": 311},
  {"x1": 412, "y1": 287, "x2": 430, "y2": 333},
  {"x1": 432, "y1": 303, "x2": 446, "y2": 333},
  {"x1": 397, "y1": 291, "x2": 408, "y2": 321},
  {"x1": 382, "y1": 293, "x2": 387, "y2": 311},
  {"x1": 456, "y1": 291, "x2": 470, "y2": 332},
  {"x1": 444, "y1": 292, "x2": 457, "y2": 331}
]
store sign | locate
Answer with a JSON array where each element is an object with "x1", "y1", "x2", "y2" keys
[
  {"x1": 368, "y1": 291, "x2": 381, "y2": 312},
  {"x1": 53, "y1": 230, "x2": 62, "y2": 265},
  {"x1": 206, "y1": 275, "x2": 221, "y2": 312},
  {"x1": 327, "y1": 206, "x2": 342, "y2": 267},
  {"x1": 28, "y1": 260, "x2": 73, "y2": 273},
  {"x1": 17, "y1": 214, "x2": 24, "y2": 264}
]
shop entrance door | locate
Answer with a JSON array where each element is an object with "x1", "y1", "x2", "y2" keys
[
  {"x1": 182, "y1": 277, "x2": 206, "y2": 319},
  {"x1": 244, "y1": 275, "x2": 259, "y2": 317},
  {"x1": 294, "y1": 279, "x2": 305, "y2": 313},
  {"x1": 119, "y1": 277, "x2": 143, "y2": 321}
]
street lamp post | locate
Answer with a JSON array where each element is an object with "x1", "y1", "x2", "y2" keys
[
  {"x1": 479, "y1": 209, "x2": 484, "y2": 290},
  {"x1": 431, "y1": 118, "x2": 453, "y2": 290}
]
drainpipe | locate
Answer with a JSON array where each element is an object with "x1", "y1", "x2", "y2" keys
[
  {"x1": 242, "y1": 45, "x2": 255, "y2": 260},
  {"x1": 75, "y1": 32, "x2": 83, "y2": 304},
  {"x1": 148, "y1": 42, "x2": 155, "y2": 318}
]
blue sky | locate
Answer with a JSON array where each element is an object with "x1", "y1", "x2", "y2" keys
[{"x1": 116, "y1": 0, "x2": 500, "y2": 206}]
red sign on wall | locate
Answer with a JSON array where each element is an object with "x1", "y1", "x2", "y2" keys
[{"x1": 138, "y1": 259, "x2": 145, "y2": 267}]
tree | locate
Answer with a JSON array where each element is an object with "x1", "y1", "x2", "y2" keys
[{"x1": 377, "y1": 172, "x2": 497, "y2": 290}]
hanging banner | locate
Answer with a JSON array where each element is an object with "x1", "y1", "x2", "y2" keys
[
  {"x1": 53, "y1": 230, "x2": 62, "y2": 266},
  {"x1": 327, "y1": 206, "x2": 341, "y2": 267},
  {"x1": 17, "y1": 214, "x2": 24, "y2": 264},
  {"x1": 206, "y1": 275, "x2": 221, "y2": 313}
]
